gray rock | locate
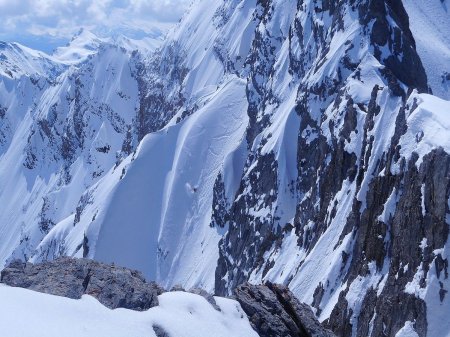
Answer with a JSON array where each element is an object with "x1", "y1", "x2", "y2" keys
[
  {"x1": 189, "y1": 288, "x2": 221, "y2": 311},
  {"x1": 0, "y1": 257, "x2": 164, "y2": 311},
  {"x1": 153, "y1": 325, "x2": 171, "y2": 337},
  {"x1": 234, "y1": 282, "x2": 336, "y2": 337},
  {"x1": 170, "y1": 284, "x2": 186, "y2": 292}
]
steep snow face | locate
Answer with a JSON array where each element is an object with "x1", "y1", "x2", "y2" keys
[
  {"x1": 0, "y1": 36, "x2": 158, "y2": 271},
  {"x1": 53, "y1": 29, "x2": 109, "y2": 65},
  {"x1": 404, "y1": 0, "x2": 450, "y2": 100},
  {"x1": 46, "y1": 76, "x2": 248, "y2": 285},
  {"x1": 53, "y1": 29, "x2": 163, "y2": 65},
  {"x1": 0, "y1": 285, "x2": 257, "y2": 337},
  {"x1": 1, "y1": 1, "x2": 450, "y2": 337},
  {"x1": 0, "y1": 42, "x2": 64, "y2": 79}
]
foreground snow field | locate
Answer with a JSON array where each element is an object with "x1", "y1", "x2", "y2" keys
[{"x1": 0, "y1": 284, "x2": 258, "y2": 337}]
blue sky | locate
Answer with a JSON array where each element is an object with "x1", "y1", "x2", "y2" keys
[{"x1": 0, "y1": 0, "x2": 191, "y2": 53}]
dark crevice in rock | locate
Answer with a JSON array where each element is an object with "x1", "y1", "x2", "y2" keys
[
  {"x1": 435, "y1": 254, "x2": 449, "y2": 280},
  {"x1": 210, "y1": 171, "x2": 229, "y2": 228},
  {"x1": 311, "y1": 283, "x2": 325, "y2": 316},
  {"x1": 82, "y1": 268, "x2": 91, "y2": 292},
  {"x1": 82, "y1": 233, "x2": 89, "y2": 258}
]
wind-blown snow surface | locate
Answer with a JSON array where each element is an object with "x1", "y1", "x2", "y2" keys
[
  {"x1": 1, "y1": 0, "x2": 450, "y2": 336},
  {"x1": 0, "y1": 285, "x2": 257, "y2": 337}
]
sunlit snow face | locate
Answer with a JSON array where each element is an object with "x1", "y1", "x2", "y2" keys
[{"x1": 0, "y1": 0, "x2": 190, "y2": 52}]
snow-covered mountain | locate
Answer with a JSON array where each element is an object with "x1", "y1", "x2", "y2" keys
[
  {"x1": 1, "y1": 0, "x2": 450, "y2": 336},
  {"x1": 53, "y1": 28, "x2": 163, "y2": 65}
]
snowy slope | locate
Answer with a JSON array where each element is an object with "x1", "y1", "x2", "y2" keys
[
  {"x1": 0, "y1": 41, "x2": 64, "y2": 79},
  {"x1": 33, "y1": 76, "x2": 248, "y2": 287},
  {"x1": 53, "y1": 29, "x2": 162, "y2": 65},
  {"x1": 0, "y1": 284, "x2": 257, "y2": 337},
  {"x1": 10, "y1": 0, "x2": 254, "y2": 290},
  {"x1": 0, "y1": 1, "x2": 450, "y2": 337},
  {"x1": 53, "y1": 29, "x2": 109, "y2": 65},
  {"x1": 404, "y1": 0, "x2": 450, "y2": 100},
  {"x1": 0, "y1": 32, "x2": 159, "y2": 270}
]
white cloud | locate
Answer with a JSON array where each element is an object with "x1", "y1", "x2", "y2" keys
[{"x1": 0, "y1": 0, "x2": 191, "y2": 45}]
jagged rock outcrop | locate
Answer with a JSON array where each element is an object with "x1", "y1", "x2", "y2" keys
[
  {"x1": 0, "y1": 257, "x2": 163, "y2": 311},
  {"x1": 0, "y1": 258, "x2": 336, "y2": 337},
  {"x1": 189, "y1": 287, "x2": 221, "y2": 311},
  {"x1": 235, "y1": 282, "x2": 336, "y2": 337}
]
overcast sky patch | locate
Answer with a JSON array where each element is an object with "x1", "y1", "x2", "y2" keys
[{"x1": 0, "y1": 0, "x2": 191, "y2": 53}]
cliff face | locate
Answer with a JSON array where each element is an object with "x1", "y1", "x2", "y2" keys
[
  {"x1": 209, "y1": 2, "x2": 450, "y2": 336},
  {"x1": 1, "y1": 1, "x2": 450, "y2": 336}
]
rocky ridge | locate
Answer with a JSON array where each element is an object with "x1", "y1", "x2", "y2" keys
[
  {"x1": 235, "y1": 282, "x2": 336, "y2": 337},
  {"x1": 0, "y1": 258, "x2": 332, "y2": 337},
  {"x1": 0, "y1": 257, "x2": 162, "y2": 311}
]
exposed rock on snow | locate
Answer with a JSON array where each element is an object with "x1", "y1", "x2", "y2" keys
[
  {"x1": 235, "y1": 282, "x2": 336, "y2": 337},
  {"x1": 0, "y1": 257, "x2": 162, "y2": 311},
  {"x1": 0, "y1": 259, "x2": 336, "y2": 337},
  {"x1": 189, "y1": 287, "x2": 222, "y2": 311}
]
